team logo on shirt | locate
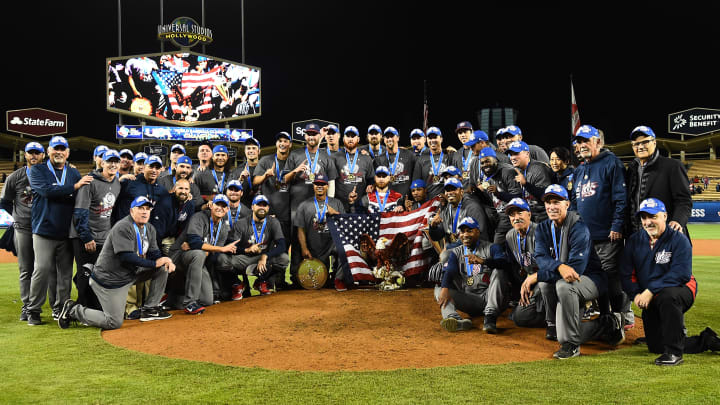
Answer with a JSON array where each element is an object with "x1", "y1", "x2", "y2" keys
[
  {"x1": 98, "y1": 192, "x2": 116, "y2": 218},
  {"x1": 655, "y1": 250, "x2": 672, "y2": 264},
  {"x1": 577, "y1": 181, "x2": 599, "y2": 198}
]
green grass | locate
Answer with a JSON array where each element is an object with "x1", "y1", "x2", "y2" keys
[
  {"x1": 688, "y1": 223, "x2": 720, "y2": 240},
  {"x1": 1, "y1": 258, "x2": 720, "y2": 404}
]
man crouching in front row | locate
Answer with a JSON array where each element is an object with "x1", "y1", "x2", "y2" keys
[{"x1": 57, "y1": 196, "x2": 175, "y2": 330}]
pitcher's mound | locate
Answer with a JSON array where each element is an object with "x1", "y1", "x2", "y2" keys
[{"x1": 102, "y1": 289, "x2": 642, "y2": 371}]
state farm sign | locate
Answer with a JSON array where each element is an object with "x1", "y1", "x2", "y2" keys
[{"x1": 6, "y1": 108, "x2": 67, "y2": 137}]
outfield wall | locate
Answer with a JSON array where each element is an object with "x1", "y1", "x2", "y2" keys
[{"x1": 691, "y1": 201, "x2": 720, "y2": 223}]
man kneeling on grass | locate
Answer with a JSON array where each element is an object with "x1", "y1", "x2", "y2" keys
[{"x1": 58, "y1": 196, "x2": 175, "y2": 330}]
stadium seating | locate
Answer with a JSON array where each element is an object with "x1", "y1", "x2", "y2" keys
[{"x1": 686, "y1": 160, "x2": 720, "y2": 179}]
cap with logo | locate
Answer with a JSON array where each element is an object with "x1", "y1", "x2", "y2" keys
[
  {"x1": 479, "y1": 147, "x2": 497, "y2": 159},
  {"x1": 213, "y1": 145, "x2": 228, "y2": 155},
  {"x1": 94, "y1": 145, "x2": 109, "y2": 157},
  {"x1": 227, "y1": 179, "x2": 243, "y2": 190},
  {"x1": 443, "y1": 177, "x2": 463, "y2": 189},
  {"x1": 312, "y1": 174, "x2": 329, "y2": 185},
  {"x1": 630, "y1": 125, "x2": 656, "y2": 140},
  {"x1": 426, "y1": 127, "x2": 442, "y2": 137},
  {"x1": 473, "y1": 130, "x2": 489, "y2": 142},
  {"x1": 458, "y1": 217, "x2": 479, "y2": 230},
  {"x1": 368, "y1": 124, "x2": 382, "y2": 134},
  {"x1": 49, "y1": 136, "x2": 69, "y2": 149},
  {"x1": 146, "y1": 155, "x2": 163, "y2": 167},
  {"x1": 25, "y1": 142, "x2": 44, "y2": 153},
  {"x1": 177, "y1": 156, "x2": 192, "y2": 166},
  {"x1": 542, "y1": 184, "x2": 569, "y2": 201},
  {"x1": 326, "y1": 124, "x2": 339, "y2": 133},
  {"x1": 212, "y1": 194, "x2": 230, "y2": 206},
  {"x1": 410, "y1": 128, "x2": 425, "y2": 138},
  {"x1": 375, "y1": 166, "x2": 391, "y2": 176},
  {"x1": 496, "y1": 125, "x2": 522, "y2": 139},
  {"x1": 119, "y1": 149, "x2": 134, "y2": 159},
  {"x1": 133, "y1": 152, "x2": 148, "y2": 163},
  {"x1": 410, "y1": 179, "x2": 426, "y2": 189},
  {"x1": 171, "y1": 144, "x2": 186, "y2": 154},
  {"x1": 637, "y1": 198, "x2": 667, "y2": 216},
  {"x1": 574, "y1": 125, "x2": 599, "y2": 140},
  {"x1": 130, "y1": 196, "x2": 154, "y2": 209},
  {"x1": 441, "y1": 165, "x2": 461, "y2": 176},
  {"x1": 252, "y1": 195, "x2": 270, "y2": 205},
  {"x1": 455, "y1": 121, "x2": 473, "y2": 133},
  {"x1": 275, "y1": 131, "x2": 291, "y2": 141},
  {"x1": 305, "y1": 123, "x2": 320, "y2": 134},
  {"x1": 245, "y1": 137, "x2": 261, "y2": 148},
  {"x1": 504, "y1": 197, "x2": 530, "y2": 214},
  {"x1": 383, "y1": 126, "x2": 399, "y2": 136},
  {"x1": 102, "y1": 149, "x2": 120, "y2": 161},
  {"x1": 507, "y1": 141, "x2": 530, "y2": 154},
  {"x1": 344, "y1": 126, "x2": 359, "y2": 136}
]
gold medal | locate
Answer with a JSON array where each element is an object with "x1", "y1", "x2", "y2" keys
[
  {"x1": 347, "y1": 174, "x2": 355, "y2": 181},
  {"x1": 567, "y1": 181, "x2": 573, "y2": 190},
  {"x1": 467, "y1": 277, "x2": 474, "y2": 286},
  {"x1": 389, "y1": 175, "x2": 396, "y2": 183},
  {"x1": 481, "y1": 181, "x2": 490, "y2": 190},
  {"x1": 462, "y1": 171, "x2": 470, "y2": 179},
  {"x1": 309, "y1": 173, "x2": 315, "y2": 182},
  {"x1": 433, "y1": 175, "x2": 441, "y2": 183}
]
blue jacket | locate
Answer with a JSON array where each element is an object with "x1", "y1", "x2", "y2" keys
[
  {"x1": 28, "y1": 162, "x2": 82, "y2": 239},
  {"x1": 620, "y1": 227, "x2": 696, "y2": 301},
  {"x1": 571, "y1": 150, "x2": 626, "y2": 240}
]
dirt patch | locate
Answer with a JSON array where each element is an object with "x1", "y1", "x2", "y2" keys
[
  {"x1": 693, "y1": 239, "x2": 719, "y2": 256},
  {"x1": 0, "y1": 249, "x2": 17, "y2": 264},
  {"x1": 103, "y1": 289, "x2": 644, "y2": 371}
]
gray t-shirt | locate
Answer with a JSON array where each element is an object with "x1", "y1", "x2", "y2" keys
[
  {"x1": 232, "y1": 215, "x2": 285, "y2": 257},
  {"x1": 254, "y1": 154, "x2": 291, "y2": 221},
  {"x1": 412, "y1": 150, "x2": 456, "y2": 199},
  {"x1": 169, "y1": 210, "x2": 230, "y2": 261},
  {"x1": 92, "y1": 215, "x2": 158, "y2": 288},
  {"x1": 374, "y1": 148, "x2": 417, "y2": 198},
  {"x1": 285, "y1": 147, "x2": 338, "y2": 211},
  {"x1": 225, "y1": 202, "x2": 251, "y2": 240},
  {"x1": 293, "y1": 196, "x2": 345, "y2": 256},
  {"x1": 0, "y1": 167, "x2": 33, "y2": 231},
  {"x1": 194, "y1": 167, "x2": 237, "y2": 197},
  {"x1": 69, "y1": 171, "x2": 121, "y2": 244},
  {"x1": 330, "y1": 149, "x2": 375, "y2": 210}
]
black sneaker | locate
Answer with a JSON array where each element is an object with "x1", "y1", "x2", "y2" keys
[
  {"x1": 57, "y1": 299, "x2": 76, "y2": 329},
  {"x1": 140, "y1": 306, "x2": 172, "y2": 322},
  {"x1": 654, "y1": 353, "x2": 683, "y2": 366},
  {"x1": 52, "y1": 310, "x2": 61, "y2": 321},
  {"x1": 126, "y1": 309, "x2": 141, "y2": 320},
  {"x1": 603, "y1": 314, "x2": 625, "y2": 346},
  {"x1": 546, "y1": 325, "x2": 557, "y2": 341},
  {"x1": 483, "y1": 315, "x2": 498, "y2": 334},
  {"x1": 553, "y1": 343, "x2": 580, "y2": 359},
  {"x1": 27, "y1": 312, "x2": 42, "y2": 326},
  {"x1": 20, "y1": 309, "x2": 28, "y2": 322}
]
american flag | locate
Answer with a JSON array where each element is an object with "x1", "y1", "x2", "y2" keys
[
  {"x1": 328, "y1": 197, "x2": 440, "y2": 282},
  {"x1": 181, "y1": 66, "x2": 222, "y2": 113},
  {"x1": 153, "y1": 70, "x2": 182, "y2": 114},
  {"x1": 571, "y1": 79, "x2": 581, "y2": 137}
]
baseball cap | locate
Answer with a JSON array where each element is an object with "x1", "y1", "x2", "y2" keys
[
  {"x1": 410, "y1": 128, "x2": 425, "y2": 138},
  {"x1": 94, "y1": 145, "x2": 109, "y2": 157},
  {"x1": 275, "y1": 131, "x2": 291, "y2": 141},
  {"x1": 305, "y1": 123, "x2": 320, "y2": 134},
  {"x1": 49, "y1": 136, "x2": 69, "y2": 149},
  {"x1": 637, "y1": 198, "x2": 667, "y2": 216},
  {"x1": 146, "y1": 155, "x2": 163, "y2": 167},
  {"x1": 383, "y1": 126, "x2": 399, "y2": 137},
  {"x1": 133, "y1": 152, "x2": 148, "y2": 163},
  {"x1": 171, "y1": 144, "x2": 186, "y2": 154},
  {"x1": 496, "y1": 125, "x2": 522, "y2": 139},
  {"x1": 252, "y1": 195, "x2": 270, "y2": 205},
  {"x1": 504, "y1": 198, "x2": 530, "y2": 214},
  {"x1": 479, "y1": 147, "x2": 497, "y2": 159},
  {"x1": 410, "y1": 179, "x2": 426, "y2": 189},
  {"x1": 227, "y1": 179, "x2": 243, "y2": 191},
  {"x1": 473, "y1": 130, "x2": 489, "y2": 142},
  {"x1": 507, "y1": 141, "x2": 530, "y2": 154},
  {"x1": 443, "y1": 177, "x2": 463, "y2": 189},
  {"x1": 344, "y1": 126, "x2": 359, "y2": 136},
  {"x1": 312, "y1": 174, "x2": 329, "y2": 185},
  {"x1": 375, "y1": 166, "x2": 391, "y2": 176},
  {"x1": 119, "y1": 149, "x2": 134, "y2": 159},
  {"x1": 177, "y1": 156, "x2": 193, "y2": 166},
  {"x1": 102, "y1": 149, "x2": 120, "y2": 161},
  {"x1": 457, "y1": 217, "x2": 480, "y2": 230},
  {"x1": 326, "y1": 124, "x2": 339, "y2": 134},
  {"x1": 212, "y1": 194, "x2": 230, "y2": 206},
  {"x1": 463, "y1": 131, "x2": 487, "y2": 147},
  {"x1": 24, "y1": 142, "x2": 44, "y2": 153},
  {"x1": 245, "y1": 137, "x2": 261, "y2": 148},
  {"x1": 213, "y1": 145, "x2": 228, "y2": 155},
  {"x1": 426, "y1": 127, "x2": 442, "y2": 137},
  {"x1": 368, "y1": 124, "x2": 382, "y2": 134},
  {"x1": 455, "y1": 121, "x2": 473, "y2": 133},
  {"x1": 542, "y1": 184, "x2": 569, "y2": 201},
  {"x1": 130, "y1": 196, "x2": 154, "y2": 209},
  {"x1": 574, "y1": 125, "x2": 599, "y2": 140},
  {"x1": 441, "y1": 166, "x2": 462, "y2": 177},
  {"x1": 630, "y1": 125, "x2": 656, "y2": 140}
]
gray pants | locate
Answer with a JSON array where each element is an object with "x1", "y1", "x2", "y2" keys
[
  {"x1": 27, "y1": 234, "x2": 73, "y2": 314},
  {"x1": 177, "y1": 250, "x2": 214, "y2": 307},
  {"x1": 510, "y1": 284, "x2": 546, "y2": 327},
  {"x1": 71, "y1": 270, "x2": 168, "y2": 330},
  {"x1": 434, "y1": 269, "x2": 509, "y2": 320},
  {"x1": 539, "y1": 276, "x2": 604, "y2": 346},
  {"x1": 14, "y1": 228, "x2": 53, "y2": 310},
  {"x1": 217, "y1": 252, "x2": 290, "y2": 282}
]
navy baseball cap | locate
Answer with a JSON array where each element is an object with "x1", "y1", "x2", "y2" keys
[
  {"x1": 252, "y1": 195, "x2": 270, "y2": 205},
  {"x1": 227, "y1": 179, "x2": 243, "y2": 191},
  {"x1": 507, "y1": 141, "x2": 530, "y2": 154},
  {"x1": 49, "y1": 136, "x2": 69, "y2": 149},
  {"x1": 94, "y1": 145, "x2": 109, "y2": 157},
  {"x1": 177, "y1": 156, "x2": 192, "y2": 166},
  {"x1": 133, "y1": 152, "x2": 148, "y2": 163},
  {"x1": 479, "y1": 147, "x2": 497, "y2": 159},
  {"x1": 504, "y1": 198, "x2": 531, "y2": 214},
  {"x1": 119, "y1": 149, "x2": 134, "y2": 159},
  {"x1": 245, "y1": 137, "x2": 261, "y2": 148},
  {"x1": 383, "y1": 126, "x2": 399, "y2": 137},
  {"x1": 326, "y1": 124, "x2": 339, "y2": 134},
  {"x1": 305, "y1": 123, "x2": 320, "y2": 134},
  {"x1": 637, "y1": 198, "x2": 667, "y2": 216},
  {"x1": 441, "y1": 166, "x2": 462, "y2": 177},
  {"x1": 410, "y1": 179, "x2": 426, "y2": 189},
  {"x1": 455, "y1": 121, "x2": 473, "y2": 133},
  {"x1": 130, "y1": 196, "x2": 154, "y2": 209},
  {"x1": 542, "y1": 184, "x2": 569, "y2": 201},
  {"x1": 375, "y1": 166, "x2": 391, "y2": 176},
  {"x1": 171, "y1": 144, "x2": 186, "y2": 154},
  {"x1": 368, "y1": 124, "x2": 382, "y2": 134},
  {"x1": 630, "y1": 125, "x2": 656, "y2": 140},
  {"x1": 410, "y1": 128, "x2": 425, "y2": 138},
  {"x1": 213, "y1": 145, "x2": 228, "y2": 155},
  {"x1": 443, "y1": 177, "x2": 463, "y2": 189},
  {"x1": 344, "y1": 126, "x2": 359, "y2": 136},
  {"x1": 146, "y1": 155, "x2": 163, "y2": 167},
  {"x1": 275, "y1": 131, "x2": 291, "y2": 141},
  {"x1": 102, "y1": 149, "x2": 120, "y2": 161},
  {"x1": 574, "y1": 125, "x2": 599, "y2": 141},
  {"x1": 426, "y1": 127, "x2": 442, "y2": 137},
  {"x1": 212, "y1": 194, "x2": 230, "y2": 206},
  {"x1": 24, "y1": 142, "x2": 44, "y2": 153},
  {"x1": 312, "y1": 174, "x2": 329, "y2": 185},
  {"x1": 458, "y1": 217, "x2": 480, "y2": 230}
]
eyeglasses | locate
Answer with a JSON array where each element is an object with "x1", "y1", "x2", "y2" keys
[{"x1": 631, "y1": 139, "x2": 654, "y2": 148}]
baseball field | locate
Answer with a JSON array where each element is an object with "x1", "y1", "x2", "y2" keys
[{"x1": 1, "y1": 224, "x2": 718, "y2": 404}]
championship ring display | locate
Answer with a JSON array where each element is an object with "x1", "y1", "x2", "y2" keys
[{"x1": 297, "y1": 258, "x2": 328, "y2": 290}]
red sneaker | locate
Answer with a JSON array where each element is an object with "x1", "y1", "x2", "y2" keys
[
  {"x1": 231, "y1": 283, "x2": 245, "y2": 301},
  {"x1": 258, "y1": 281, "x2": 273, "y2": 295},
  {"x1": 334, "y1": 279, "x2": 348, "y2": 292}
]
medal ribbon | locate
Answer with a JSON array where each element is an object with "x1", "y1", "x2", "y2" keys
[
  {"x1": 275, "y1": 155, "x2": 283, "y2": 183},
  {"x1": 463, "y1": 246, "x2": 474, "y2": 278},
  {"x1": 521, "y1": 163, "x2": 529, "y2": 198},
  {"x1": 244, "y1": 163, "x2": 252, "y2": 191},
  {"x1": 46, "y1": 160, "x2": 67, "y2": 185},
  {"x1": 229, "y1": 205, "x2": 241, "y2": 227},
  {"x1": 515, "y1": 232, "x2": 526, "y2": 266},
  {"x1": 305, "y1": 147, "x2": 320, "y2": 178},
  {"x1": 375, "y1": 190, "x2": 389, "y2": 212},
  {"x1": 462, "y1": 150, "x2": 473, "y2": 172},
  {"x1": 386, "y1": 150, "x2": 400, "y2": 177},
  {"x1": 452, "y1": 200, "x2": 463, "y2": 234},
  {"x1": 346, "y1": 150, "x2": 359, "y2": 177},
  {"x1": 314, "y1": 196, "x2": 328, "y2": 224},
  {"x1": 133, "y1": 223, "x2": 147, "y2": 257},
  {"x1": 551, "y1": 221, "x2": 562, "y2": 260},
  {"x1": 209, "y1": 218, "x2": 223, "y2": 246},
  {"x1": 430, "y1": 151, "x2": 444, "y2": 176},
  {"x1": 252, "y1": 217, "x2": 267, "y2": 246},
  {"x1": 212, "y1": 169, "x2": 226, "y2": 192},
  {"x1": 368, "y1": 145, "x2": 382, "y2": 159}
]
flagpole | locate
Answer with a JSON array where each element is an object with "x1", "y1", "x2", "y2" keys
[{"x1": 423, "y1": 80, "x2": 428, "y2": 134}]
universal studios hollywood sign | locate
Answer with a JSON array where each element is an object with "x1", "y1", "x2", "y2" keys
[{"x1": 158, "y1": 16, "x2": 213, "y2": 49}]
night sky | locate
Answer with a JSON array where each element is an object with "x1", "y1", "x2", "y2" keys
[{"x1": 5, "y1": 1, "x2": 720, "y2": 151}]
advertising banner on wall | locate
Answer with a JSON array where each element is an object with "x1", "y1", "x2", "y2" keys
[
  {"x1": 6, "y1": 108, "x2": 67, "y2": 137},
  {"x1": 689, "y1": 201, "x2": 720, "y2": 223},
  {"x1": 668, "y1": 107, "x2": 720, "y2": 136},
  {"x1": 116, "y1": 125, "x2": 252, "y2": 142}
]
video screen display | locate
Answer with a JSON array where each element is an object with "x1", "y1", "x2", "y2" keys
[{"x1": 107, "y1": 52, "x2": 260, "y2": 126}]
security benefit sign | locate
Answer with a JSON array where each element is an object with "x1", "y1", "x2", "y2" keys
[
  {"x1": 668, "y1": 108, "x2": 720, "y2": 136},
  {"x1": 6, "y1": 108, "x2": 67, "y2": 137},
  {"x1": 291, "y1": 119, "x2": 340, "y2": 143}
]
